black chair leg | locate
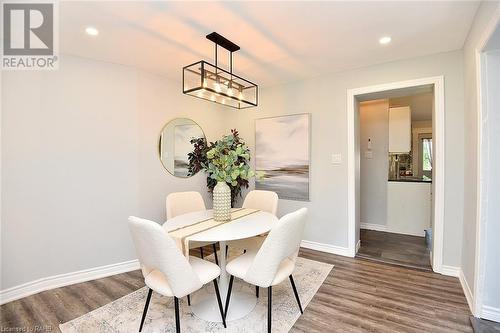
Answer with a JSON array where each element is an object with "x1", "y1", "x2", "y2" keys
[
  {"x1": 200, "y1": 247, "x2": 204, "y2": 259},
  {"x1": 224, "y1": 275, "x2": 235, "y2": 317},
  {"x1": 226, "y1": 245, "x2": 228, "y2": 257},
  {"x1": 213, "y1": 243, "x2": 219, "y2": 265},
  {"x1": 213, "y1": 279, "x2": 227, "y2": 328},
  {"x1": 139, "y1": 288, "x2": 153, "y2": 332},
  {"x1": 289, "y1": 275, "x2": 303, "y2": 314},
  {"x1": 256, "y1": 286, "x2": 259, "y2": 298},
  {"x1": 268, "y1": 286, "x2": 272, "y2": 333},
  {"x1": 187, "y1": 294, "x2": 191, "y2": 306},
  {"x1": 174, "y1": 297, "x2": 181, "y2": 333}
]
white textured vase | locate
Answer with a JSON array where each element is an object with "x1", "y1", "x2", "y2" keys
[{"x1": 213, "y1": 181, "x2": 231, "y2": 222}]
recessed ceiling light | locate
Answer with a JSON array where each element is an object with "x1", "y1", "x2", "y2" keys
[
  {"x1": 379, "y1": 36, "x2": 391, "y2": 45},
  {"x1": 85, "y1": 27, "x2": 99, "y2": 36}
]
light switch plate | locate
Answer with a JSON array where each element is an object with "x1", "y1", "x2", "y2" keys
[
  {"x1": 365, "y1": 151, "x2": 373, "y2": 159},
  {"x1": 331, "y1": 153, "x2": 342, "y2": 165}
]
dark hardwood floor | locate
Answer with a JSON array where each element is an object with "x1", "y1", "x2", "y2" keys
[
  {"x1": 357, "y1": 229, "x2": 432, "y2": 271},
  {"x1": 1, "y1": 247, "x2": 471, "y2": 333}
]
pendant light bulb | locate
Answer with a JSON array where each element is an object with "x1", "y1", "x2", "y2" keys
[
  {"x1": 210, "y1": 95, "x2": 216, "y2": 102},
  {"x1": 215, "y1": 81, "x2": 222, "y2": 93},
  {"x1": 203, "y1": 79, "x2": 208, "y2": 88},
  {"x1": 238, "y1": 90, "x2": 243, "y2": 100},
  {"x1": 227, "y1": 88, "x2": 233, "y2": 96}
]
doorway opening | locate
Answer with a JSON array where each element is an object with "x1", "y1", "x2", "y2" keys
[
  {"x1": 347, "y1": 76, "x2": 445, "y2": 273},
  {"x1": 356, "y1": 88, "x2": 434, "y2": 270}
]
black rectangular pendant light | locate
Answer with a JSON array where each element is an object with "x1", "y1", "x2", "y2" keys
[{"x1": 183, "y1": 32, "x2": 258, "y2": 109}]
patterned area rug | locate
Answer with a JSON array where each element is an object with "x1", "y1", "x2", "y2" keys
[{"x1": 60, "y1": 256, "x2": 333, "y2": 333}]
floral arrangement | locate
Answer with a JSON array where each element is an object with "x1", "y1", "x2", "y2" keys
[{"x1": 188, "y1": 129, "x2": 259, "y2": 206}]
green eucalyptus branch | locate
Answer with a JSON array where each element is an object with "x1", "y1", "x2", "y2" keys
[{"x1": 188, "y1": 129, "x2": 260, "y2": 206}]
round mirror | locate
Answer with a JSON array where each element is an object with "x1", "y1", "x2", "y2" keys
[{"x1": 158, "y1": 118, "x2": 206, "y2": 178}]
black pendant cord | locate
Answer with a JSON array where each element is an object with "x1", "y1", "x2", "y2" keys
[
  {"x1": 213, "y1": 39, "x2": 235, "y2": 86},
  {"x1": 214, "y1": 43, "x2": 218, "y2": 78},
  {"x1": 230, "y1": 51, "x2": 234, "y2": 90}
]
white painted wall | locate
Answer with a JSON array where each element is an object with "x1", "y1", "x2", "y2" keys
[
  {"x1": 226, "y1": 50, "x2": 465, "y2": 267},
  {"x1": 359, "y1": 100, "x2": 389, "y2": 227},
  {"x1": 0, "y1": 55, "x2": 230, "y2": 290},
  {"x1": 461, "y1": 1, "x2": 500, "y2": 299},
  {"x1": 389, "y1": 92, "x2": 433, "y2": 121},
  {"x1": 481, "y1": 48, "x2": 500, "y2": 316},
  {"x1": 412, "y1": 120, "x2": 432, "y2": 128}
]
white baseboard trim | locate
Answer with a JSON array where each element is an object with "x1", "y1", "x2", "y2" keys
[
  {"x1": 0, "y1": 259, "x2": 140, "y2": 305},
  {"x1": 439, "y1": 265, "x2": 460, "y2": 277},
  {"x1": 360, "y1": 223, "x2": 425, "y2": 237},
  {"x1": 482, "y1": 305, "x2": 500, "y2": 323},
  {"x1": 459, "y1": 268, "x2": 474, "y2": 315},
  {"x1": 360, "y1": 223, "x2": 387, "y2": 232},
  {"x1": 301, "y1": 240, "x2": 352, "y2": 257}
]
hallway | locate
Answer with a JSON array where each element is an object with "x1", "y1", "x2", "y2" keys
[{"x1": 357, "y1": 229, "x2": 432, "y2": 271}]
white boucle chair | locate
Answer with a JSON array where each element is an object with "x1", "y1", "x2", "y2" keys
[
  {"x1": 166, "y1": 191, "x2": 206, "y2": 219},
  {"x1": 227, "y1": 190, "x2": 279, "y2": 253},
  {"x1": 128, "y1": 216, "x2": 226, "y2": 333},
  {"x1": 224, "y1": 208, "x2": 307, "y2": 333},
  {"x1": 166, "y1": 191, "x2": 219, "y2": 265}
]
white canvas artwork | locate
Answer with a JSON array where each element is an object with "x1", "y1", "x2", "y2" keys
[
  {"x1": 255, "y1": 114, "x2": 310, "y2": 201},
  {"x1": 173, "y1": 124, "x2": 203, "y2": 177}
]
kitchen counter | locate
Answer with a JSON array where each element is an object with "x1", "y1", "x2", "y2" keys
[{"x1": 388, "y1": 177, "x2": 432, "y2": 183}]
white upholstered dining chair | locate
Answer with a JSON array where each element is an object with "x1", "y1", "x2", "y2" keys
[
  {"x1": 166, "y1": 191, "x2": 220, "y2": 265},
  {"x1": 128, "y1": 216, "x2": 226, "y2": 333},
  {"x1": 224, "y1": 208, "x2": 307, "y2": 333},
  {"x1": 226, "y1": 190, "x2": 279, "y2": 253}
]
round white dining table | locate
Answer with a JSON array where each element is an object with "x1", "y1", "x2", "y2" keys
[{"x1": 162, "y1": 209, "x2": 278, "y2": 322}]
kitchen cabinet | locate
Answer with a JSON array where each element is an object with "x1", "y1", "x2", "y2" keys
[{"x1": 389, "y1": 106, "x2": 411, "y2": 153}]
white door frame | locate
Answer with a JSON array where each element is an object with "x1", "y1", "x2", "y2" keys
[
  {"x1": 473, "y1": 11, "x2": 500, "y2": 318},
  {"x1": 346, "y1": 76, "x2": 445, "y2": 274}
]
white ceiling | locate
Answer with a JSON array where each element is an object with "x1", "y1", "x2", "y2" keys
[
  {"x1": 60, "y1": 1, "x2": 479, "y2": 86},
  {"x1": 390, "y1": 92, "x2": 434, "y2": 121},
  {"x1": 357, "y1": 84, "x2": 433, "y2": 102},
  {"x1": 359, "y1": 85, "x2": 434, "y2": 121}
]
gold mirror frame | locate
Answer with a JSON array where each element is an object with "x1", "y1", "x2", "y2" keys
[{"x1": 158, "y1": 118, "x2": 206, "y2": 178}]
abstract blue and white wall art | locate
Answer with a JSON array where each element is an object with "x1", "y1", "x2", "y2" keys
[{"x1": 255, "y1": 114, "x2": 310, "y2": 201}]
